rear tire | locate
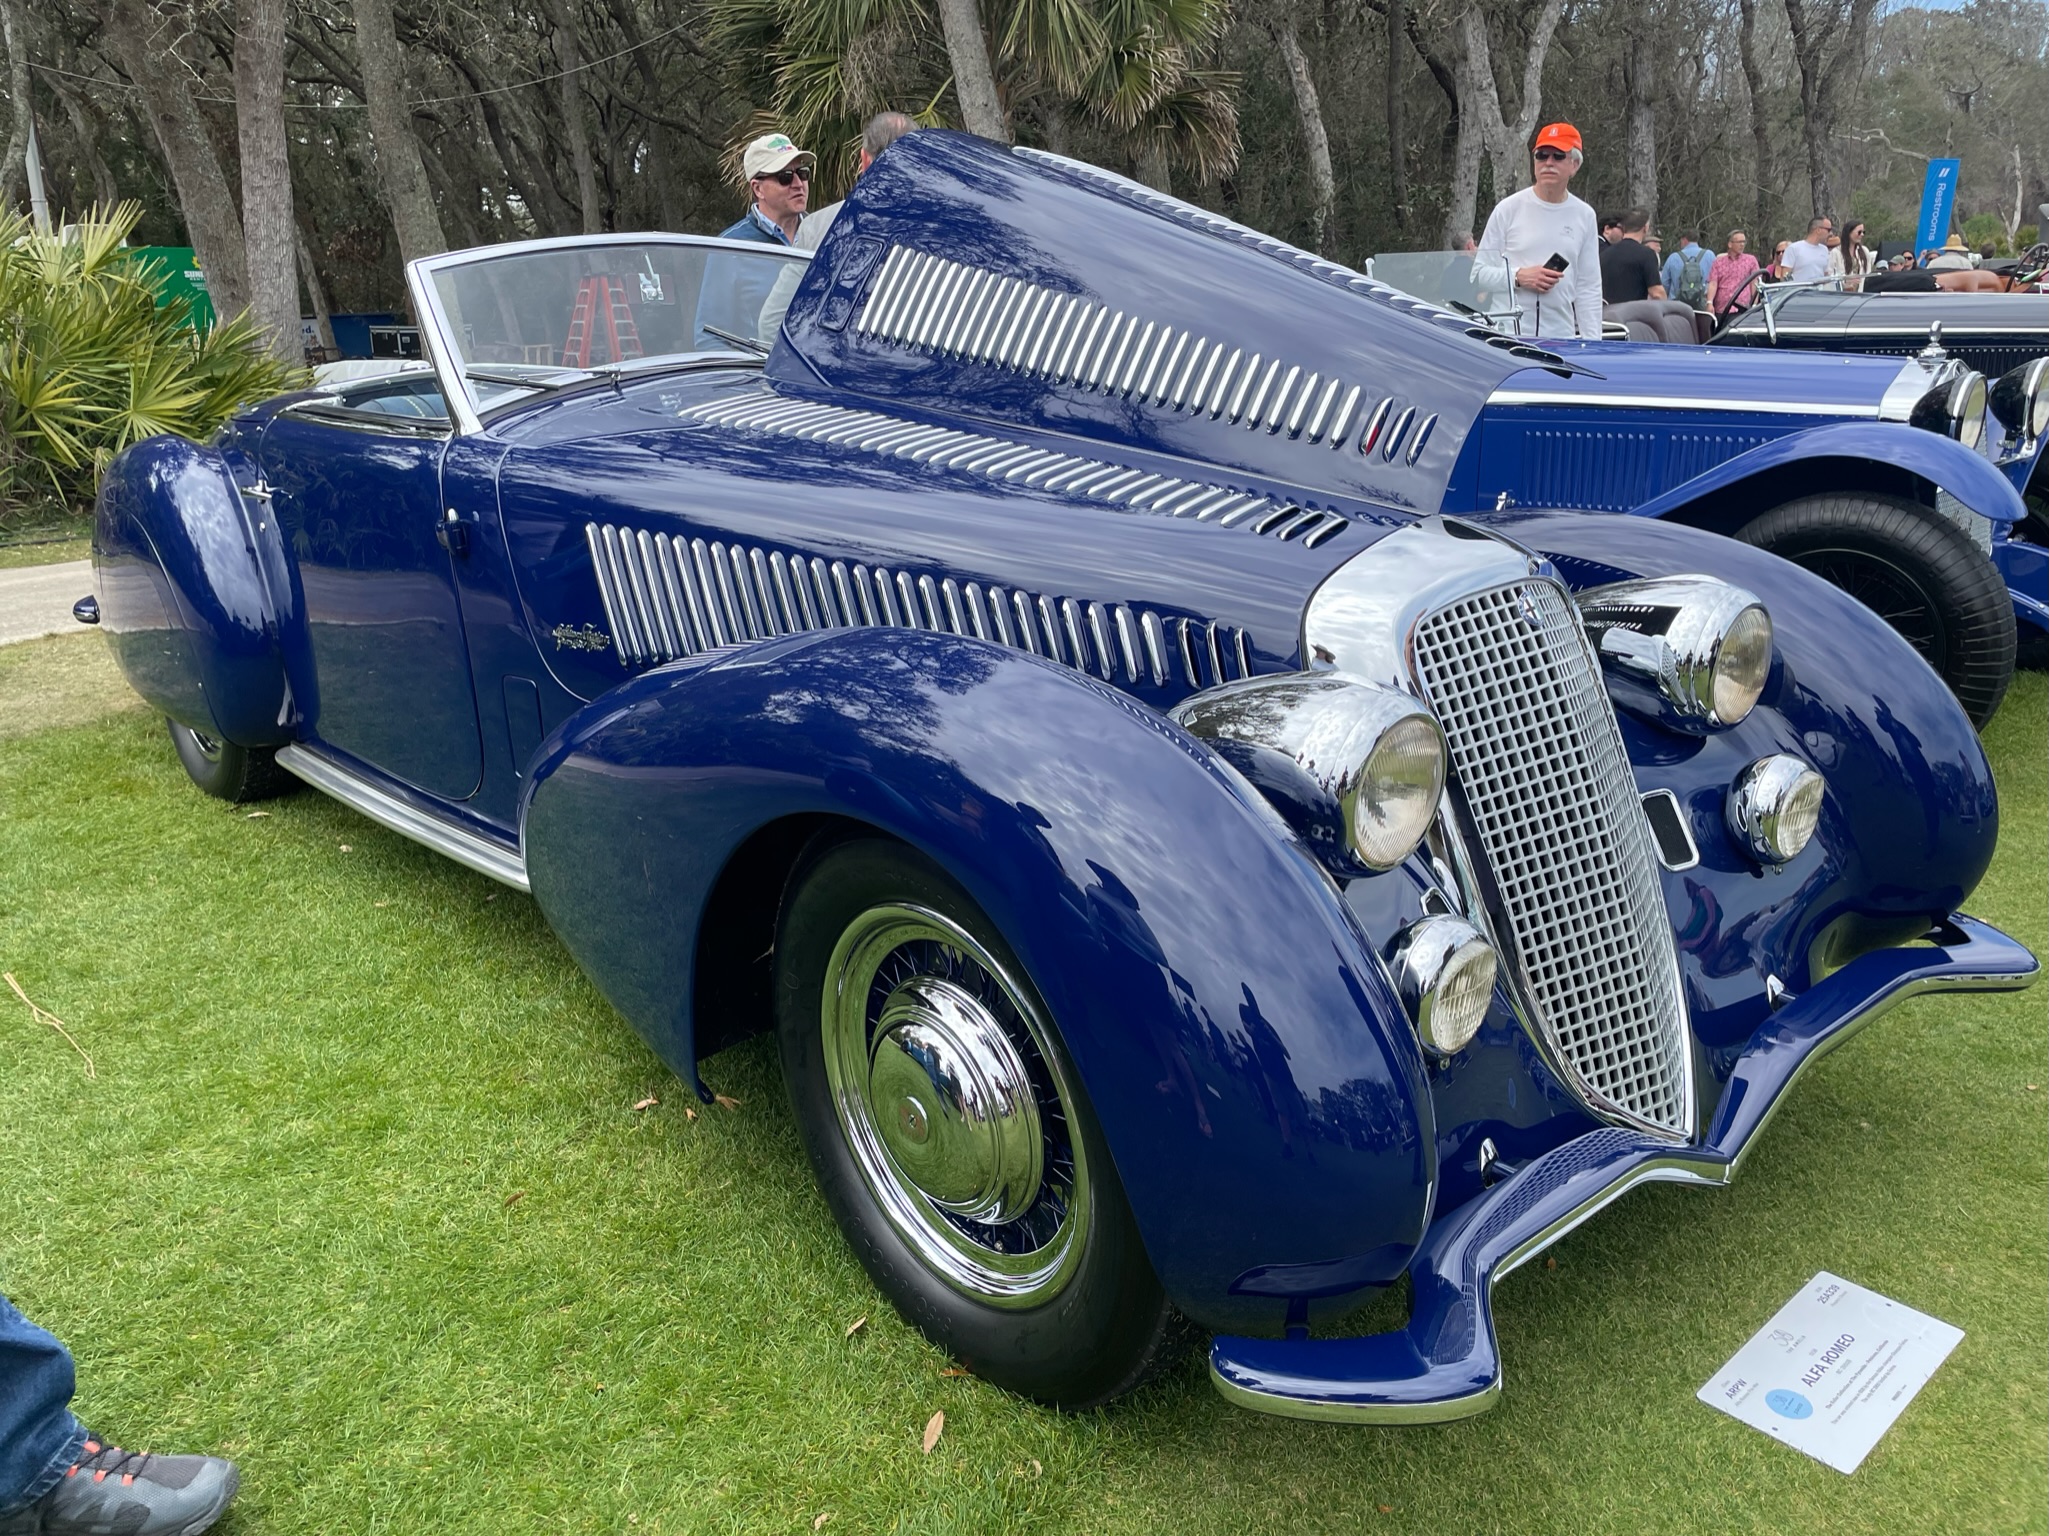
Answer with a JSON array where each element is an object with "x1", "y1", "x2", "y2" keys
[
  {"x1": 773, "y1": 836, "x2": 1173, "y2": 1408},
  {"x1": 1738, "y1": 493, "x2": 2015, "y2": 727},
  {"x1": 167, "y1": 719, "x2": 295, "y2": 803}
]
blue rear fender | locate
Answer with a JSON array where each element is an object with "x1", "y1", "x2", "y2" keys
[
  {"x1": 93, "y1": 431, "x2": 300, "y2": 745},
  {"x1": 1630, "y1": 419, "x2": 2026, "y2": 528},
  {"x1": 518, "y1": 627, "x2": 1435, "y2": 1332}
]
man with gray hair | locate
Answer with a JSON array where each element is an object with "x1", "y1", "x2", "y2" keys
[
  {"x1": 1469, "y1": 122, "x2": 1604, "y2": 339},
  {"x1": 756, "y1": 112, "x2": 919, "y2": 342}
]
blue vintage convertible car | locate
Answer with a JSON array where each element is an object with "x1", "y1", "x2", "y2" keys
[{"x1": 90, "y1": 134, "x2": 2038, "y2": 1421}]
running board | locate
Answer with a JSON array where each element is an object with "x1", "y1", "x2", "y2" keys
[{"x1": 275, "y1": 745, "x2": 529, "y2": 892}]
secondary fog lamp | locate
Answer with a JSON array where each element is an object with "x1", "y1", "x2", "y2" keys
[
  {"x1": 1727, "y1": 754, "x2": 1826, "y2": 865},
  {"x1": 1575, "y1": 576, "x2": 1773, "y2": 730},
  {"x1": 1390, "y1": 916, "x2": 1498, "y2": 1056}
]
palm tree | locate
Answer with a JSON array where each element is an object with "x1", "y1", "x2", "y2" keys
[{"x1": 712, "y1": 0, "x2": 1237, "y2": 197}]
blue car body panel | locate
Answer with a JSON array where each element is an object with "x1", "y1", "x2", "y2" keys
[{"x1": 90, "y1": 130, "x2": 2038, "y2": 1409}]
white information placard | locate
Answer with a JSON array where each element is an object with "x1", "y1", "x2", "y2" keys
[{"x1": 1697, "y1": 1271, "x2": 1963, "y2": 1474}]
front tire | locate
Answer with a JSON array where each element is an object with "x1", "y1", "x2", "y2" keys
[
  {"x1": 773, "y1": 837, "x2": 1172, "y2": 1407},
  {"x1": 1738, "y1": 493, "x2": 2015, "y2": 726},
  {"x1": 167, "y1": 719, "x2": 295, "y2": 803}
]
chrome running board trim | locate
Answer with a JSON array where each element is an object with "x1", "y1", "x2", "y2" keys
[{"x1": 275, "y1": 745, "x2": 529, "y2": 892}]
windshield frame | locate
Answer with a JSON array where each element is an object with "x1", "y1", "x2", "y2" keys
[{"x1": 404, "y1": 233, "x2": 809, "y2": 435}]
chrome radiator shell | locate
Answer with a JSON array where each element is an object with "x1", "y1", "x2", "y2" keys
[{"x1": 1304, "y1": 517, "x2": 1696, "y2": 1141}]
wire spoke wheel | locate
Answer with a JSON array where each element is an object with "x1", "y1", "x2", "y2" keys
[{"x1": 821, "y1": 903, "x2": 1087, "y2": 1306}]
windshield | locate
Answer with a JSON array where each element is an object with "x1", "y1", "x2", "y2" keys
[
  {"x1": 1368, "y1": 252, "x2": 1511, "y2": 323},
  {"x1": 421, "y1": 239, "x2": 808, "y2": 416}
]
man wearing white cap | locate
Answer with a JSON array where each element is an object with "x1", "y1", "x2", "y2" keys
[{"x1": 722, "y1": 133, "x2": 815, "y2": 246}]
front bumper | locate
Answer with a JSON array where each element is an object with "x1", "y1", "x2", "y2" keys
[{"x1": 1209, "y1": 913, "x2": 2038, "y2": 1423}]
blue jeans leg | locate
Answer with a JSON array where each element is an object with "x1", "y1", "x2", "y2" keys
[{"x1": 0, "y1": 1295, "x2": 87, "y2": 1518}]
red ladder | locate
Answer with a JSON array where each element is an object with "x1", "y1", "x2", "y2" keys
[{"x1": 561, "y1": 276, "x2": 645, "y2": 368}]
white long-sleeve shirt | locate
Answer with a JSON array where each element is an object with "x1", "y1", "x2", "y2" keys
[{"x1": 1471, "y1": 186, "x2": 1605, "y2": 339}]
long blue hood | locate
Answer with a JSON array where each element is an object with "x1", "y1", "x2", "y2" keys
[{"x1": 769, "y1": 131, "x2": 1541, "y2": 516}]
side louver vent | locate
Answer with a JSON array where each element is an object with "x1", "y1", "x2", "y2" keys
[
  {"x1": 680, "y1": 393, "x2": 1349, "y2": 547},
  {"x1": 584, "y1": 521, "x2": 1257, "y2": 690}
]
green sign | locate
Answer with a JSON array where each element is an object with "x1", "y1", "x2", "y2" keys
[{"x1": 127, "y1": 246, "x2": 217, "y2": 333}]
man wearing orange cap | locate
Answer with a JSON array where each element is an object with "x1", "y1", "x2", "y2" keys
[{"x1": 1471, "y1": 122, "x2": 1604, "y2": 339}]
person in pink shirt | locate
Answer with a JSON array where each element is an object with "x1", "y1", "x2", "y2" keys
[{"x1": 1708, "y1": 229, "x2": 1762, "y2": 324}]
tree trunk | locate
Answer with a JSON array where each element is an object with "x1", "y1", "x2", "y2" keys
[
  {"x1": 1737, "y1": 0, "x2": 1773, "y2": 236},
  {"x1": 597, "y1": 0, "x2": 686, "y2": 229},
  {"x1": 354, "y1": 0, "x2": 445, "y2": 262},
  {"x1": 295, "y1": 211, "x2": 338, "y2": 355},
  {"x1": 1782, "y1": 0, "x2": 1880, "y2": 219},
  {"x1": 1385, "y1": 0, "x2": 1408, "y2": 229},
  {"x1": 0, "y1": 0, "x2": 30, "y2": 213},
  {"x1": 51, "y1": 73, "x2": 120, "y2": 210},
  {"x1": 104, "y1": 0, "x2": 251, "y2": 320},
  {"x1": 1274, "y1": 22, "x2": 1336, "y2": 255},
  {"x1": 544, "y1": 0, "x2": 602, "y2": 233},
  {"x1": 1135, "y1": 140, "x2": 1172, "y2": 193},
  {"x1": 933, "y1": 0, "x2": 1007, "y2": 142},
  {"x1": 234, "y1": 0, "x2": 300, "y2": 363},
  {"x1": 1448, "y1": 0, "x2": 1564, "y2": 246},
  {"x1": 1624, "y1": 18, "x2": 1656, "y2": 222}
]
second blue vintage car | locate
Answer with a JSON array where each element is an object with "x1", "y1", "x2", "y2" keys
[
  {"x1": 88, "y1": 133, "x2": 2037, "y2": 1421},
  {"x1": 1368, "y1": 251, "x2": 2045, "y2": 705}
]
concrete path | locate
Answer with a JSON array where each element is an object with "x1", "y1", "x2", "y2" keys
[{"x1": 0, "y1": 561, "x2": 93, "y2": 647}]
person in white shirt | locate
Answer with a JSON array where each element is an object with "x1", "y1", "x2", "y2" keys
[
  {"x1": 1781, "y1": 216, "x2": 1835, "y2": 283},
  {"x1": 1470, "y1": 122, "x2": 1605, "y2": 340},
  {"x1": 756, "y1": 111, "x2": 918, "y2": 344}
]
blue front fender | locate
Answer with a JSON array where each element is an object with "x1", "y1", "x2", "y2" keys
[
  {"x1": 1632, "y1": 419, "x2": 2026, "y2": 524},
  {"x1": 519, "y1": 628, "x2": 1434, "y2": 1330}
]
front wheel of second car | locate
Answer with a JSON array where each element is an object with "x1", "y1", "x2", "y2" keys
[
  {"x1": 774, "y1": 835, "x2": 1173, "y2": 1408},
  {"x1": 1737, "y1": 492, "x2": 2015, "y2": 726}
]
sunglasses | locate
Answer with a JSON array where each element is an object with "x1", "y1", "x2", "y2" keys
[
  {"x1": 1533, "y1": 148, "x2": 1571, "y2": 163},
  {"x1": 755, "y1": 167, "x2": 810, "y2": 186}
]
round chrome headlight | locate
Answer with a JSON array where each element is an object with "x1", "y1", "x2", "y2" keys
[
  {"x1": 1389, "y1": 915, "x2": 1498, "y2": 1056},
  {"x1": 1727, "y1": 754, "x2": 1826, "y2": 864},
  {"x1": 1576, "y1": 576, "x2": 1773, "y2": 730},
  {"x1": 1169, "y1": 673, "x2": 1447, "y2": 874},
  {"x1": 1913, "y1": 369, "x2": 1988, "y2": 449},
  {"x1": 1990, "y1": 358, "x2": 2048, "y2": 445},
  {"x1": 1348, "y1": 711, "x2": 1449, "y2": 869}
]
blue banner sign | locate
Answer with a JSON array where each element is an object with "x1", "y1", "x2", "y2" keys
[{"x1": 1915, "y1": 160, "x2": 1961, "y2": 256}]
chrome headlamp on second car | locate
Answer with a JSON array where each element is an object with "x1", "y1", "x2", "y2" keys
[
  {"x1": 1910, "y1": 368, "x2": 1989, "y2": 451},
  {"x1": 1170, "y1": 672, "x2": 1447, "y2": 876},
  {"x1": 1574, "y1": 576, "x2": 1774, "y2": 731},
  {"x1": 1990, "y1": 358, "x2": 2048, "y2": 452}
]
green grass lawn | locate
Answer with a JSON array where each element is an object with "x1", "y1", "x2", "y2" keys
[{"x1": 1, "y1": 639, "x2": 2042, "y2": 1536}]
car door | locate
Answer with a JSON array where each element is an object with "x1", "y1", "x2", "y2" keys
[{"x1": 258, "y1": 377, "x2": 485, "y2": 800}]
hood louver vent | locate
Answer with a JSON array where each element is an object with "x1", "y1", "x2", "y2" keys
[
  {"x1": 584, "y1": 521, "x2": 1256, "y2": 691},
  {"x1": 679, "y1": 392, "x2": 1350, "y2": 547}
]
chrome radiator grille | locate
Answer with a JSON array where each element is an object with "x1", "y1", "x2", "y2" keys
[{"x1": 1411, "y1": 580, "x2": 1693, "y2": 1138}]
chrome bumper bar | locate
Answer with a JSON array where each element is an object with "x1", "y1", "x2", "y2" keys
[{"x1": 1208, "y1": 913, "x2": 2039, "y2": 1423}]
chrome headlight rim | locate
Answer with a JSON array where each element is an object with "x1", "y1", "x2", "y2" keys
[
  {"x1": 1726, "y1": 753, "x2": 1826, "y2": 865},
  {"x1": 1990, "y1": 357, "x2": 2048, "y2": 449},
  {"x1": 1575, "y1": 576, "x2": 1774, "y2": 731},
  {"x1": 1170, "y1": 672, "x2": 1448, "y2": 875},
  {"x1": 1388, "y1": 915, "x2": 1499, "y2": 1057},
  {"x1": 1913, "y1": 369, "x2": 1988, "y2": 449}
]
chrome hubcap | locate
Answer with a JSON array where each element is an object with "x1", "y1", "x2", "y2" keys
[
  {"x1": 187, "y1": 727, "x2": 223, "y2": 762},
  {"x1": 823, "y1": 905, "x2": 1085, "y2": 1306}
]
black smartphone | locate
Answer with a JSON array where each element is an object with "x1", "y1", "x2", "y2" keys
[{"x1": 1543, "y1": 252, "x2": 1570, "y2": 272}]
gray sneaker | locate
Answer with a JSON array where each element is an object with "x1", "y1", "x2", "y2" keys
[{"x1": 0, "y1": 1434, "x2": 239, "y2": 1536}]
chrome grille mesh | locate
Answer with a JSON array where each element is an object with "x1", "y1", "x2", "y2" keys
[
  {"x1": 680, "y1": 392, "x2": 1349, "y2": 547},
  {"x1": 584, "y1": 521, "x2": 1255, "y2": 689},
  {"x1": 1412, "y1": 579, "x2": 1693, "y2": 1138}
]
